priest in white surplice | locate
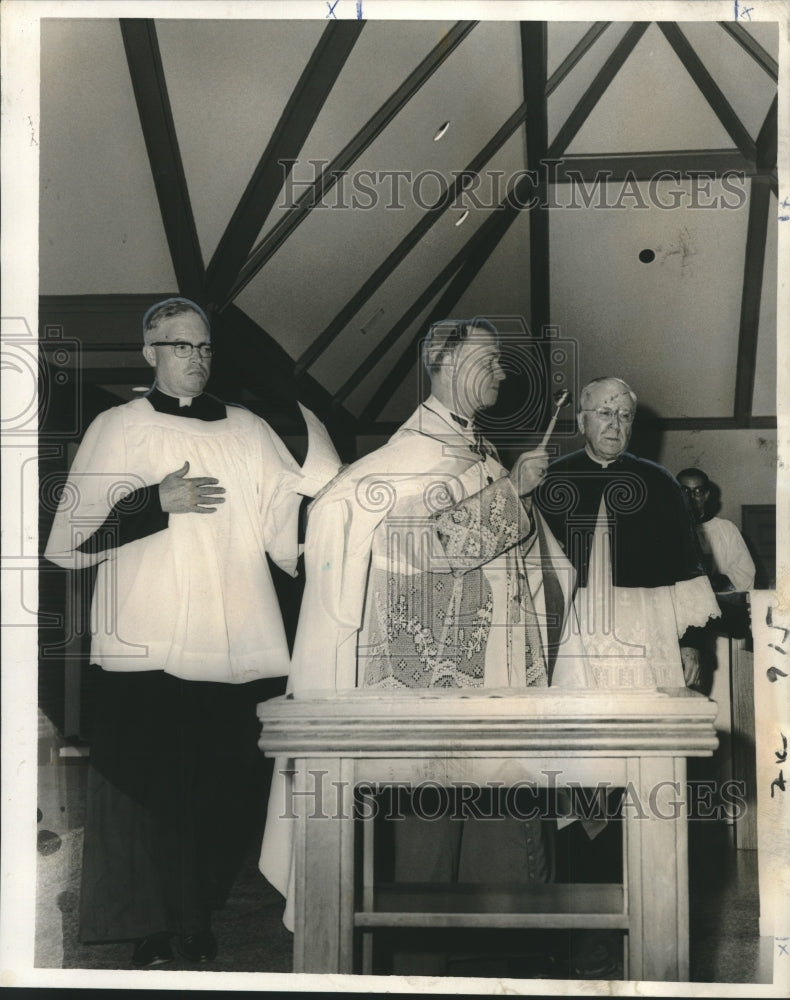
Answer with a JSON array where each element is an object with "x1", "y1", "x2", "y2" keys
[
  {"x1": 45, "y1": 298, "x2": 341, "y2": 967},
  {"x1": 260, "y1": 318, "x2": 591, "y2": 938}
]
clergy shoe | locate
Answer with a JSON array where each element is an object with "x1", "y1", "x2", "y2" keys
[
  {"x1": 178, "y1": 928, "x2": 218, "y2": 963},
  {"x1": 131, "y1": 933, "x2": 173, "y2": 968}
]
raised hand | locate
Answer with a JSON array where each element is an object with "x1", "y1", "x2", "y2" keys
[
  {"x1": 508, "y1": 447, "x2": 549, "y2": 497},
  {"x1": 158, "y1": 461, "x2": 226, "y2": 514}
]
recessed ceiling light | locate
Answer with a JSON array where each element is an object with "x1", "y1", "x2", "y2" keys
[
  {"x1": 433, "y1": 121, "x2": 451, "y2": 142},
  {"x1": 455, "y1": 210, "x2": 469, "y2": 227}
]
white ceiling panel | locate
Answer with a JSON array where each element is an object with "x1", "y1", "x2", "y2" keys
[
  {"x1": 566, "y1": 23, "x2": 733, "y2": 154},
  {"x1": 236, "y1": 37, "x2": 525, "y2": 371},
  {"x1": 741, "y1": 22, "x2": 779, "y2": 62},
  {"x1": 40, "y1": 19, "x2": 176, "y2": 294},
  {"x1": 679, "y1": 23, "x2": 776, "y2": 141},
  {"x1": 450, "y1": 210, "x2": 532, "y2": 325},
  {"x1": 752, "y1": 190, "x2": 778, "y2": 417},
  {"x1": 249, "y1": 20, "x2": 524, "y2": 273},
  {"x1": 344, "y1": 284, "x2": 451, "y2": 419},
  {"x1": 546, "y1": 22, "x2": 598, "y2": 79},
  {"x1": 157, "y1": 19, "x2": 325, "y2": 263},
  {"x1": 257, "y1": 19, "x2": 459, "y2": 243},
  {"x1": 550, "y1": 177, "x2": 749, "y2": 417},
  {"x1": 547, "y1": 21, "x2": 630, "y2": 148},
  {"x1": 308, "y1": 129, "x2": 528, "y2": 392}
]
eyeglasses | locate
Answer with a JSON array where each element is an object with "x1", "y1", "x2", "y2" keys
[
  {"x1": 582, "y1": 407, "x2": 634, "y2": 425},
  {"x1": 148, "y1": 341, "x2": 213, "y2": 359},
  {"x1": 681, "y1": 485, "x2": 707, "y2": 497}
]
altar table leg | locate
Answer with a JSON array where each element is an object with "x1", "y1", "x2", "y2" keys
[
  {"x1": 625, "y1": 757, "x2": 689, "y2": 981},
  {"x1": 292, "y1": 757, "x2": 355, "y2": 974}
]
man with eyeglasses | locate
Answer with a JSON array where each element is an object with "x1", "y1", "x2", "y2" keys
[
  {"x1": 45, "y1": 297, "x2": 341, "y2": 968},
  {"x1": 261, "y1": 318, "x2": 591, "y2": 973},
  {"x1": 536, "y1": 376, "x2": 719, "y2": 691},
  {"x1": 676, "y1": 468, "x2": 755, "y2": 594}
]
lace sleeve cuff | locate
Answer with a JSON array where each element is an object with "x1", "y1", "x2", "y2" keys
[{"x1": 673, "y1": 576, "x2": 721, "y2": 636}]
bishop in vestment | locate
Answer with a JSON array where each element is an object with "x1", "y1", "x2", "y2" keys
[{"x1": 260, "y1": 319, "x2": 591, "y2": 941}]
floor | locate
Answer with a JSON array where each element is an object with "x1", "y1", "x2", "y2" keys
[{"x1": 34, "y1": 748, "x2": 774, "y2": 985}]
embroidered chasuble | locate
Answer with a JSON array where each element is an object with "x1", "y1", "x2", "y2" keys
[{"x1": 261, "y1": 396, "x2": 591, "y2": 930}]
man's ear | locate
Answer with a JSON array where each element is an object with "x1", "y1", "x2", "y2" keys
[
  {"x1": 576, "y1": 411, "x2": 585, "y2": 436},
  {"x1": 142, "y1": 344, "x2": 156, "y2": 368}
]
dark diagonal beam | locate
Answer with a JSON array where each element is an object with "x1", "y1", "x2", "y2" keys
[
  {"x1": 219, "y1": 21, "x2": 478, "y2": 310},
  {"x1": 333, "y1": 205, "x2": 515, "y2": 408},
  {"x1": 545, "y1": 22, "x2": 611, "y2": 97},
  {"x1": 522, "y1": 22, "x2": 550, "y2": 343},
  {"x1": 121, "y1": 20, "x2": 205, "y2": 301},
  {"x1": 214, "y1": 304, "x2": 357, "y2": 439},
  {"x1": 734, "y1": 177, "x2": 771, "y2": 421},
  {"x1": 720, "y1": 21, "x2": 778, "y2": 81},
  {"x1": 756, "y1": 95, "x2": 777, "y2": 170},
  {"x1": 555, "y1": 149, "x2": 753, "y2": 181},
  {"x1": 358, "y1": 207, "x2": 521, "y2": 424},
  {"x1": 658, "y1": 22, "x2": 757, "y2": 161},
  {"x1": 295, "y1": 99, "x2": 529, "y2": 378},
  {"x1": 547, "y1": 22, "x2": 649, "y2": 159},
  {"x1": 206, "y1": 21, "x2": 364, "y2": 305}
]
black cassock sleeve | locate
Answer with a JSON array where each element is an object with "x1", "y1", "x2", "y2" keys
[{"x1": 75, "y1": 485, "x2": 169, "y2": 554}]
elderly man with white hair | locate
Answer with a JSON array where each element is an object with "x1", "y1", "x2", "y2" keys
[{"x1": 536, "y1": 376, "x2": 720, "y2": 690}]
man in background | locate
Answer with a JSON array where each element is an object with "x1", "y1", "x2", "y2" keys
[
  {"x1": 676, "y1": 467, "x2": 755, "y2": 593},
  {"x1": 677, "y1": 466, "x2": 755, "y2": 690},
  {"x1": 45, "y1": 297, "x2": 340, "y2": 968}
]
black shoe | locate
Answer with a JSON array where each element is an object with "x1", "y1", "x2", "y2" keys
[
  {"x1": 178, "y1": 928, "x2": 218, "y2": 963},
  {"x1": 132, "y1": 933, "x2": 173, "y2": 968}
]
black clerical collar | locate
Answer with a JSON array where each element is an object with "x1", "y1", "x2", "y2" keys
[{"x1": 145, "y1": 387, "x2": 226, "y2": 421}]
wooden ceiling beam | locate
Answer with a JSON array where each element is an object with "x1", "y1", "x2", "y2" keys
[
  {"x1": 657, "y1": 22, "x2": 757, "y2": 161},
  {"x1": 734, "y1": 176, "x2": 772, "y2": 421},
  {"x1": 219, "y1": 21, "x2": 478, "y2": 310},
  {"x1": 358, "y1": 206, "x2": 521, "y2": 423},
  {"x1": 120, "y1": 20, "x2": 206, "y2": 302},
  {"x1": 366, "y1": 415, "x2": 778, "y2": 435},
  {"x1": 522, "y1": 21, "x2": 550, "y2": 344},
  {"x1": 333, "y1": 177, "x2": 527, "y2": 410},
  {"x1": 719, "y1": 21, "x2": 778, "y2": 81},
  {"x1": 756, "y1": 95, "x2": 777, "y2": 170},
  {"x1": 547, "y1": 22, "x2": 649, "y2": 159},
  {"x1": 545, "y1": 22, "x2": 611, "y2": 97},
  {"x1": 214, "y1": 304, "x2": 358, "y2": 440},
  {"x1": 295, "y1": 99, "x2": 529, "y2": 378},
  {"x1": 554, "y1": 149, "x2": 754, "y2": 181},
  {"x1": 205, "y1": 21, "x2": 364, "y2": 306}
]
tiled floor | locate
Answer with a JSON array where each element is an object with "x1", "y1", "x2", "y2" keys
[{"x1": 35, "y1": 754, "x2": 774, "y2": 984}]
